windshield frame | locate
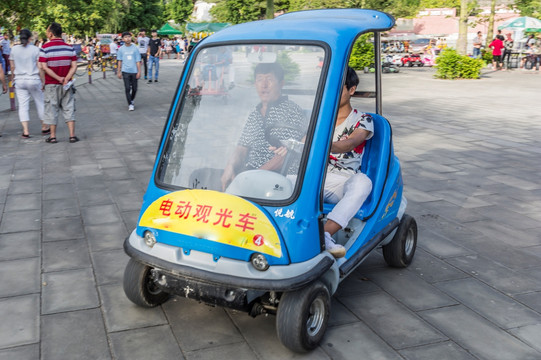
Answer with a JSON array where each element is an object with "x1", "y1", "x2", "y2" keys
[{"x1": 153, "y1": 39, "x2": 331, "y2": 207}]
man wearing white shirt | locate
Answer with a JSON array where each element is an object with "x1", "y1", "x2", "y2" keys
[{"x1": 137, "y1": 29, "x2": 149, "y2": 80}]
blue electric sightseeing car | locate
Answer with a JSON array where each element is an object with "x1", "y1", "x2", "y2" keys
[{"x1": 123, "y1": 9, "x2": 417, "y2": 353}]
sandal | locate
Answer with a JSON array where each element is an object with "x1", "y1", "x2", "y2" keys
[
  {"x1": 22, "y1": 133, "x2": 31, "y2": 139},
  {"x1": 69, "y1": 136, "x2": 79, "y2": 143},
  {"x1": 42, "y1": 128, "x2": 51, "y2": 135},
  {"x1": 45, "y1": 137, "x2": 57, "y2": 143}
]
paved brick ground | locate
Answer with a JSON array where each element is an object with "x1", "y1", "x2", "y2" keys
[{"x1": 0, "y1": 60, "x2": 540, "y2": 360}]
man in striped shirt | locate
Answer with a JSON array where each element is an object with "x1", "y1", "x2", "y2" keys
[{"x1": 39, "y1": 22, "x2": 79, "y2": 143}]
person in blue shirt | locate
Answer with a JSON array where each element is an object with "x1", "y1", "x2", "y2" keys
[{"x1": 117, "y1": 32, "x2": 141, "y2": 111}]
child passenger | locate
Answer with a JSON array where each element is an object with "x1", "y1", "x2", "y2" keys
[{"x1": 324, "y1": 67, "x2": 374, "y2": 258}]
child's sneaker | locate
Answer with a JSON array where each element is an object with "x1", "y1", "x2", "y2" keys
[{"x1": 325, "y1": 232, "x2": 345, "y2": 258}]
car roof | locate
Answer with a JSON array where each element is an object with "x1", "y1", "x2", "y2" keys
[{"x1": 204, "y1": 9, "x2": 395, "y2": 46}]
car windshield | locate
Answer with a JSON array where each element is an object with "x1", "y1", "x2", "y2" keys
[{"x1": 157, "y1": 43, "x2": 325, "y2": 202}]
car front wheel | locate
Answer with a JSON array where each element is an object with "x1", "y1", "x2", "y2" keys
[
  {"x1": 382, "y1": 214, "x2": 417, "y2": 267},
  {"x1": 276, "y1": 281, "x2": 330, "y2": 353},
  {"x1": 123, "y1": 258, "x2": 169, "y2": 307}
]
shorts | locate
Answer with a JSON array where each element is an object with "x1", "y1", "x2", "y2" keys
[
  {"x1": 43, "y1": 84, "x2": 76, "y2": 125},
  {"x1": 492, "y1": 55, "x2": 501, "y2": 62}
]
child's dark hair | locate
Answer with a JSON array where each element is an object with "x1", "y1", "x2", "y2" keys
[{"x1": 345, "y1": 66, "x2": 359, "y2": 90}]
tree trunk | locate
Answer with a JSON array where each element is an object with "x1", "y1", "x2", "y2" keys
[
  {"x1": 456, "y1": 0, "x2": 469, "y2": 55},
  {"x1": 485, "y1": 0, "x2": 496, "y2": 48},
  {"x1": 266, "y1": 0, "x2": 274, "y2": 19}
]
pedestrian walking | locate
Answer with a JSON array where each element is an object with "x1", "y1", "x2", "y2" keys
[
  {"x1": 137, "y1": 29, "x2": 149, "y2": 80},
  {"x1": 147, "y1": 30, "x2": 161, "y2": 83},
  {"x1": 0, "y1": 33, "x2": 11, "y2": 73},
  {"x1": 117, "y1": 32, "x2": 141, "y2": 111},
  {"x1": 9, "y1": 29, "x2": 49, "y2": 138},
  {"x1": 0, "y1": 63, "x2": 7, "y2": 94},
  {"x1": 39, "y1": 22, "x2": 79, "y2": 144}
]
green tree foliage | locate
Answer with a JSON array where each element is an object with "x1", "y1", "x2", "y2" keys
[
  {"x1": 120, "y1": 0, "x2": 164, "y2": 33},
  {"x1": 211, "y1": 0, "x2": 262, "y2": 24},
  {"x1": 514, "y1": 0, "x2": 541, "y2": 18},
  {"x1": 348, "y1": 33, "x2": 374, "y2": 70},
  {"x1": 166, "y1": 0, "x2": 194, "y2": 25},
  {"x1": 435, "y1": 48, "x2": 484, "y2": 79}
]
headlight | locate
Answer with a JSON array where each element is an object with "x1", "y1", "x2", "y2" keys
[
  {"x1": 143, "y1": 230, "x2": 157, "y2": 248},
  {"x1": 250, "y1": 253, "x2": 269, "y2": 271}
]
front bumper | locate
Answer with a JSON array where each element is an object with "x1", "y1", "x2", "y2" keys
[{"x1": 124, "y1": 231, "x2": 335, "y2": 292}]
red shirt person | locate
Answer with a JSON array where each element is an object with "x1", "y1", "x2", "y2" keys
[
  {"x1": 489, "y1": 35, "x2": 505, "y2": 70},
  {"x1": 39, "y1": 22, "x2": 79, "y2": 143}
]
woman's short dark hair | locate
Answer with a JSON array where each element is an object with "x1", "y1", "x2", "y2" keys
[
  {"x1": 345, "y1": 66, "x2": 359, "y2": 90},
  {"x1": 48, "y1": 22, "x2": 62, "y2": 37}
]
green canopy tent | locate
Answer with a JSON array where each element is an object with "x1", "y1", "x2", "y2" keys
[
  {"x1": 186, "y1": 23, "x2": 230, "y2": 33},
  {"x1": 157, "y1": 23, "x2": 183, "y2": 36}
]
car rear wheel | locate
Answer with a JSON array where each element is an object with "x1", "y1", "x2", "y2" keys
[
  {"x1": 382, "y1": 214, "x2": 417, "y2": 268},
  {"x1": 407, "y1": 61, "x2": 413, "y2": 67},
  {"x1": 123, "y1": 258, "x2": 169, "y2": 307},
  {"x1": 276, "y1": 281, "x2": 330, "y2": 353}
]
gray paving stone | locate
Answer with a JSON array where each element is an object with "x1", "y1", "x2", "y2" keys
[
  {"x1": 0, "y1": 295, "x2": 39, "y2": 348},
  {"x1": 42, "y1": 239, "x2": 91, "y2": 272},
  {"x1": 76, "y1": 188, "x2": 114, "y2": 207},
  {"x1": 407, "y1": 248, "x2": 468, "y2": 283},
  {"x1": 399, "y1": 341, "x2": 475, "y2": 360},
  {"x1": 466, "y1": 219, "x2": 541, "y2": 248},
  {"x1": 509, "y1": 324, "x2": 541, "y2": 353},
  {"x1": 121, "y1": 210, "x2": 140, "y2": 232},
  {"x1": 414, "y1": 213, "x2": 482, "y2": 243},
  {"x1": 446, "y1": 254, "x2": 541, "y2": 295},
  {"x1": 487, "y1": 174, "x2": 541, "y2": 191},
  {"x1": 42, "y1": 197, "x2": 80, "y2": 219},
  {"x1": 185, "y1": 342, "x2": 256, "y2": 360},
  {"x1": 362, "y1": 269, "x2": 457, "y2": 311},
  {"x1": 7, "y1": 180, "x2": 41, "y2": 195},
  {"x1": 322, "y1": 322, "x2": 401, "y2": 360},
  {"x1": 328, "y1": 298, "x2": 359, "y2": 327},
  {"x1": 74, "y1": 175, "x2": 107, "y2": 191},
  {"x1": 471, "y1": 205, "x2": 540, "y2": 230},
  {"x1": 228, "y1": 309, "x2": 330, "y2": 360},
  {"x1": 81, "y1": 204, "x2": 122, "y2": 225},
  {"x1": 85, "y1": 222, "x2": 127, "y2": 252},
  {"x1": 427, "y1": 189, "x2": 492, "y2": 209},
  {"x1": 99, "y1": 284, "x2": 168, "y2": 332},
  {"x1": 12, "y1": 167, "x2": 41, "y2": 181},
  {"x1": 42, "y1": 183, "x2": 75, "y2": 201},
  {"x1": 4, "y1": 193, "x2": 41, "y2": 212},
  {"x1": 0, "y1": 258, "x2": 40, "y2": 297},
  {"x1": 113, "y1": 193, "x2": 144, "y2": 212},
  {"x1": 0, "y1": 344, "x2": 39, "y2": 360},
  {"x1": 340, "y1": 291, "x2": 446, "y2": 349},
  {"x1": 103, "y1": 167, "x2": 133, "y2": 181},
  {"x1": 42, "y1": 172, "x2": 72, "y2": 186},
  {"x1": 0, "y1": 209, "x2": 41, "y2": 233},
  {"x1": 417, "y1": 229, "x2": 475, "y2": 259},
  {"x1": 436, "y1": 278, "x2": 541, "y2": 329},
  {"x1": 514, "y1": 291, "x2": 541, "y2": 313},
  {"x1": 0, "y1": 231, "x2": 40, "y2": 261},
  {"x1": 42, "y1": 216, "x2": 84, "y2": 241},
  {"x1": 106, "y1": 179, "x2": 144, "y2": 195},
  {"x1": 419, "y1": 305, "x2": 541, "y2": 360},
  {"x1": 109, "y1": 325, "x2": 184, "y2": 360},
  {"x1": 41, "y1": 268, "x2": 99, "y2": 314},
  {"x1": 334, "y1": 272, "x2": 381, "y2": 298},
  {"x1": 91, "y1": 249, "x2": 129, "y2": 285},
  {"x1": 41, "y1": 309, "x2": 110, "y2": 360},
  {"x1": 163, "y1": 296, "x2": 244, "y2": 352}
]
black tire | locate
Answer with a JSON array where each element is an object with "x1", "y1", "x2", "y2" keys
[
  {"x1": 524, "y1": 60, "x2": 533, "y2": 70},
  {"x1": 418, "y1": 62, "x2": 424, "y2": 67},
  {"x1": 276, "y1": 281, "x2": 330, "y2": 353},
  {"x1": 123, "y1": 258, "x2": 169, "y2": 307},
  {"x1": 407, "y1": 61, "x2": 413, "y2": 67},
  {"x1": 382, "y1": 214, "x2": 417, "y2": 268}
]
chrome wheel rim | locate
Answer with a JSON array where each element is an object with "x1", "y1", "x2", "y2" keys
[
  {"x1": 306, "y1": 297, "x2": 325, "y2": 337},
  {"x1": 404, "y1": 226, "x2": 415, "y2": 257}
]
